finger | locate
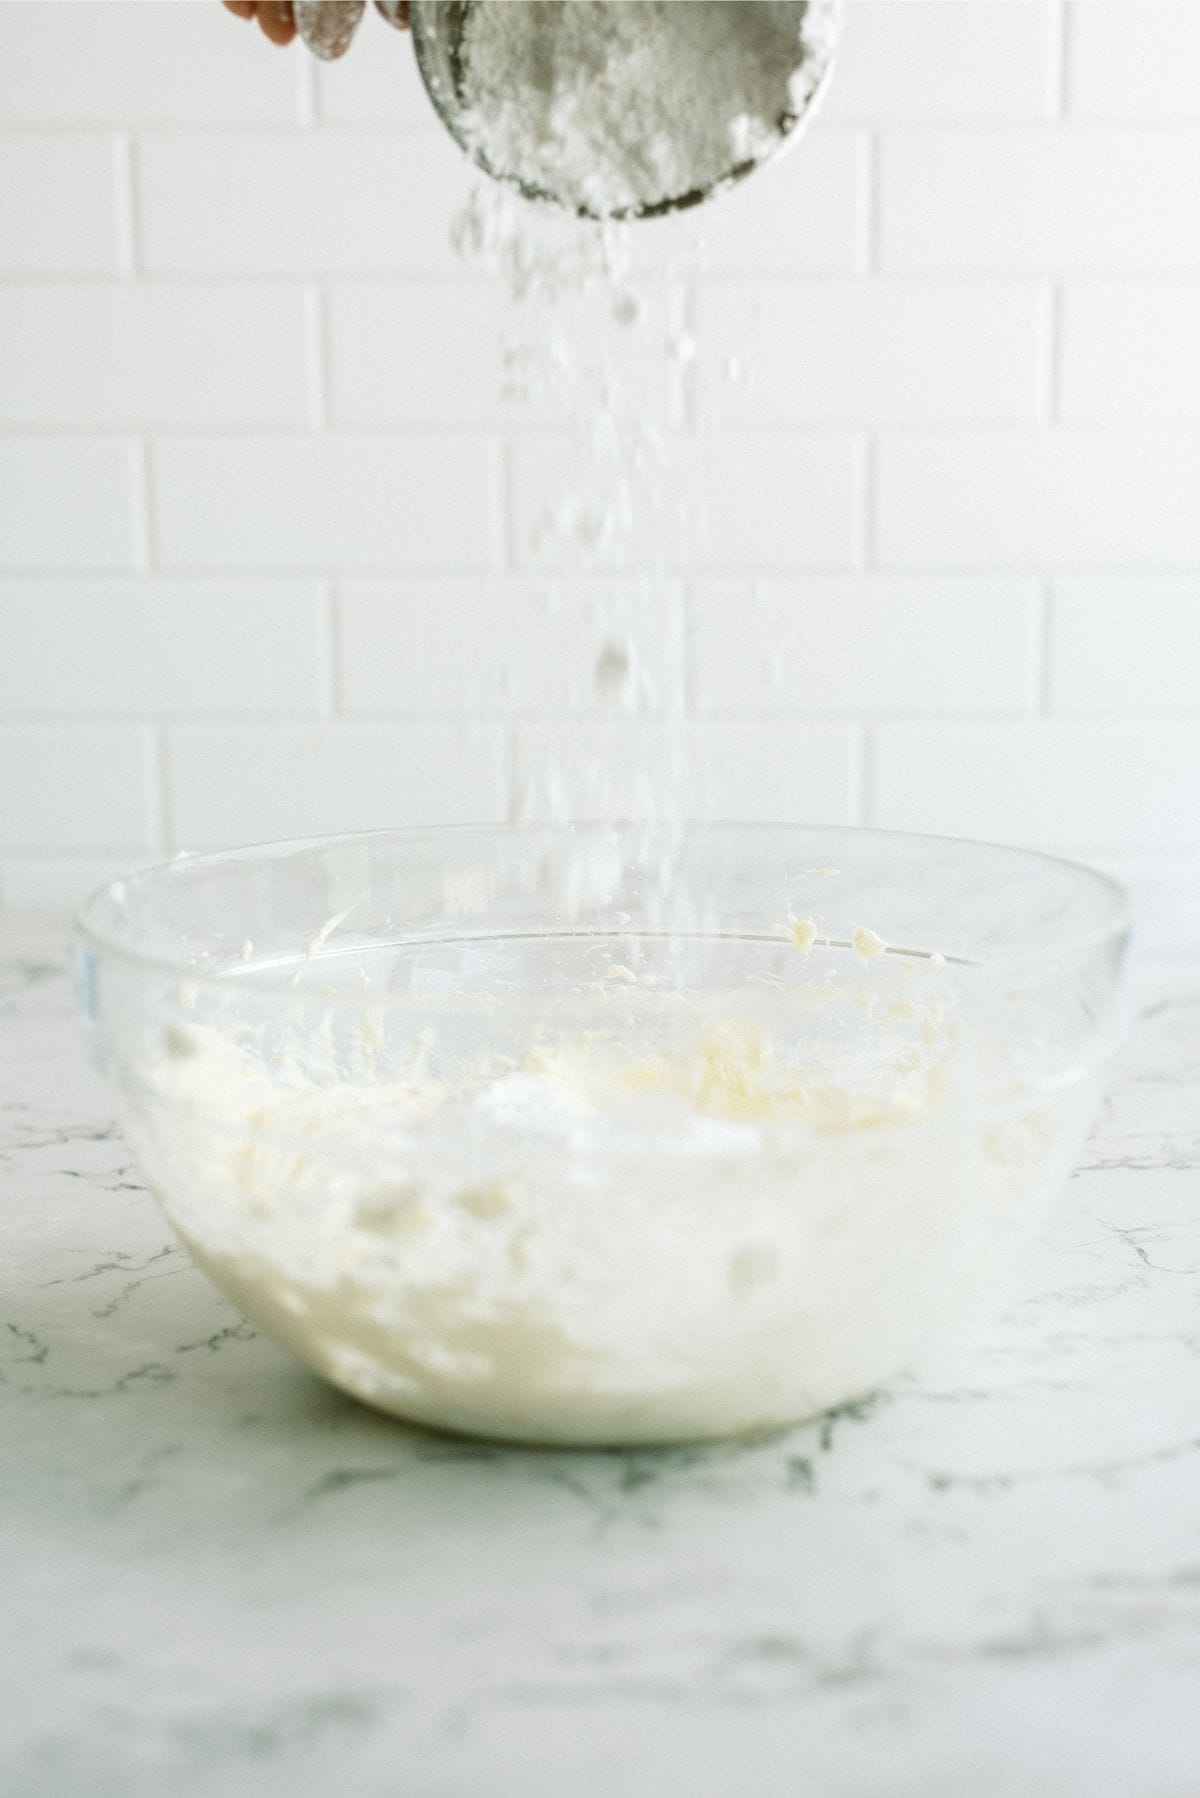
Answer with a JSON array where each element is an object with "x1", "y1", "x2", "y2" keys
[
  {"x1": 375, "y1": 0, "x2": 410, "y2": 29},
  {"x1": 256, "y1": 0, "x2": 297, "y2": 45},
  {"x1": 295, "y1": 0, "x2": 365, "y2": 60},
  {"x1": 223, "y1": 1, "x2": 258, "y2": 18}
]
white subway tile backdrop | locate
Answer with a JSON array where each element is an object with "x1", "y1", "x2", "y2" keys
[
  {"x1": 878, "y1": 127, "x2": 1200, "y2": 272},
  {"x1": 0, "y1": 0, "x2": 1198, "y2": 907},
  {"x1": 0, "y1": 437, "x2": 135, "y2": 570},
  {"x1": 0, "y1": 284, "x2": 312, "y2": 425},
  {"x1": 152, "y1": 433, "x2": 502, "y2": 570},
  {"x1": 0, "y1": 133, "x2": 124, "y2": 273}
]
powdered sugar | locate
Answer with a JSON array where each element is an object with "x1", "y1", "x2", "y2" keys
[
  {"x1": 451, "y1": 0, "x2": 839, "y2": 219},
  {"x1": 449, "y1": 178, "x2": 687, "y2": 829},
  {"x1": 122, "y1": 952, "x2": 1082, "y2": 1444}
]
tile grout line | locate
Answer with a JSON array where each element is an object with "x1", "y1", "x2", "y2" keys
[
  {"x1": 681, "y1": 575, "x2": 697, "y2": 719},
  {"x1": 1, "y1": 420, "x2": 1005, "y2": 439},
  {"x1": 11, "y1": 118, "x2": 1194, "y2": 136},
  {"x1": 113, "y1": 133, "x2": 138, "y2": 278},
  {"x1": 856, "y1": 721, "x2": 872, "y2": 829},
  {"x1": 146, "y1": 721, "x2": 170, "y2": 854},
  {"x1": 863, "y1": 128, "x2": 881, "y2": 276},
  {"x1": 12, "y1": 559, "x2": 1200, "y2": 580},
  {"x1": 850, "y1": 130, "x2": 870, "y2": 275},
  {"x1": 16, "y1": 269, "x2": 1198, "y2": 291},
  {"x1": 1051, "y1": 0, "x2": 1071, "y2": 121},
  {"x1": 856, "y1": 432, "x2": 875, "y2": 572},
  {"x1": 127, "y1": 437, "x2": 155, "y2": 572},
  {"x1": 1037, "y1": 579, "x2": 1055, "y2": 716},
  {"x1": 1047, "y1": 279, "x2": 1065, "y2": 426},
  {"x1": 496, "y1": 436, "x2": 515, "y2": 574},
  {"x1": 30, "y1": 417, "x2": 1200, "y2": 444},
  {"x1": 502, "y1": 719, "x2": 521, "y2": 824},
  {"x1": 304, "y1": 285, "x2": 331, "y2": 428},
  {"x1": 20, "y1": 703, "x2": 1194, "y2": 727},
  {"x1": 0, "y1": 251, "x2": 960, "y2": 290},
  {"x1": 317, "y1": 581, "x2": 340, "y2": 718},
  {"x1": 1034, "y1": 280, "x2": 1058, "y2": 427},
  {"x1": 9, "y1": 556, "x2": 1200, "y2": 579}
]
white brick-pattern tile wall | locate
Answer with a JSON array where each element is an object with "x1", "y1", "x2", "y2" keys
[{"x1": 1, "y1": 0, "x2": 1198, "y2": 908}]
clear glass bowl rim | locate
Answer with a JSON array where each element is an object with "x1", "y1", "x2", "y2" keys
[{"x1": 75, "y1": 820, "x2": 1132, "y2": 1000}]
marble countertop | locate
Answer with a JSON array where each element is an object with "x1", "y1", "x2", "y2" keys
[{"x1": 3, "y1": 871, "x2": 1199, "y2": 1798}]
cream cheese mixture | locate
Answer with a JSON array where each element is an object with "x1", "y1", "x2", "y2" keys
[{"x1": 121, "y1": 944, "x2": 1088, "y2": 1444}]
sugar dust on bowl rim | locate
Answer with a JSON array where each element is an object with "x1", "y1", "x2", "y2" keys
[{"x1": 75, "y1": 822, "x2": 1130, "y2": 1447}]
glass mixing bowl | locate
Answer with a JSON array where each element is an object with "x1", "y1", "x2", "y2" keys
[{"x1": 76, "y1": 824, "x2": 1129, "y2": 1447}]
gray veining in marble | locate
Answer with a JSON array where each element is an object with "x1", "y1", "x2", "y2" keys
[{"x1": 2, "y1": 869, "x2": 1198, "y2": 1798}]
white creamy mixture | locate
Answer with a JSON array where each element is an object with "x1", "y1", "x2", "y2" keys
[
  {"x1": 122, "y1": 954, "x2": 1087, "y2": 1444},
  {"x1": 457, "y1": 0, "x2": 839, "y2": 216}
]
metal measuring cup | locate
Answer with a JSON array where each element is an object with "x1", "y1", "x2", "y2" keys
[{"x1": 409, "y1": 0, "x2": 840, "y2": 222}]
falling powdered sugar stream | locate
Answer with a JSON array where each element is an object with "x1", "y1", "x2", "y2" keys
[{"x1": 451, "y1": 178, "x2": 695, "y2": 884}]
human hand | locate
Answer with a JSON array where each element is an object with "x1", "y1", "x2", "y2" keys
[{"x1": 222, "y1": 0, "x2": 409, "y2": 59}]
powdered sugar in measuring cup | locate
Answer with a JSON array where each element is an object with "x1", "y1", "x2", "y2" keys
[{"x1": 411, "y1": 0, "x2": 841, "y2": 221}]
